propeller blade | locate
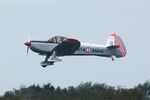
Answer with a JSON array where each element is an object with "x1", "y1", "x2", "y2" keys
[
  {"x1": 25, "y1": 30, "x2": 32, "y2": 55},
  {"x1": 27, "y1": 30, "x2": 31, "y2": 42},
  {"x1": 26, "y1": 47, "x2": 30, "y2": 55}
]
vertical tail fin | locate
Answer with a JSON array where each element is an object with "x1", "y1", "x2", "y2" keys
[
  {"x1": 105, "y1": 33, "x2": 118, "y2": 47},
  {"x1": 106, "y1": 33, "x2": 127, "y2": 58}
]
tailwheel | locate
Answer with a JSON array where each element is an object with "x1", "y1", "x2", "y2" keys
[{"x1": 111, "y1": 56, "x2": 115, "y2": 61}]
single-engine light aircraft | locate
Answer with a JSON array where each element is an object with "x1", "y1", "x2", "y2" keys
[{"x1": 24, "y1": 33, "x2": 126, "y2": 67}]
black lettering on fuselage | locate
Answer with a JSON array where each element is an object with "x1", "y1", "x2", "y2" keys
[
  {"x1": 92, "y1": 49, "x2": 104, "y2": 53},
  {"x1": 78, "y1": 47, "x2": 103, "y2": 53}
]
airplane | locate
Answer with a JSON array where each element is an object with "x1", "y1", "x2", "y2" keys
[{"x1": 24, "y1": 33, "x2": 127, "y2": 68}]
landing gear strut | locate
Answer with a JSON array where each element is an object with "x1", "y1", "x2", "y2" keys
[{"x1": 40, "y1": 51, "x2": 57, "y2": 68}]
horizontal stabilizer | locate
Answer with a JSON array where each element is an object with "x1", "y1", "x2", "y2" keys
[{"x1": 107, "y1": 45, "x2": 120, "y2": 49}]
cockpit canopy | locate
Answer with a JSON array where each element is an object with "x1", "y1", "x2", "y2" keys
[{"x1": 48, "y1": 36, "x2": 67, "y2": 44}]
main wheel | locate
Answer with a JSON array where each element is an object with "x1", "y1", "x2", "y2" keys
[{"x1": 42, "y1": 65, "x2": 47, "y2": 68}]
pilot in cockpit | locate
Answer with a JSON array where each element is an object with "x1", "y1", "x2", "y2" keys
[{"x1": 48, "y1": 36, "x2": 67, "y2": 44}]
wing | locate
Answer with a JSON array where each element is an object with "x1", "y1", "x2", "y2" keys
[{"x1": 53, "y1": 38, "x2": 81, "y2": 56}]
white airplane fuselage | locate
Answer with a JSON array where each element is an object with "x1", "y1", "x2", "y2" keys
[
  {"x1": 75, "y1": 43, "x2": 112, "y2": 57},
  {"x1": 30, "y1": 42, "x2": 112, "y2": 57}
]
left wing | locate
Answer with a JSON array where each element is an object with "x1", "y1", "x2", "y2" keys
[{"x1": 53, "y1": 38, "x2": 81, "y2": 56}]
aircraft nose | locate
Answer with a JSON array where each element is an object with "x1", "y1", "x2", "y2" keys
[{"x1": 24, "y1": 42, "x2": 31, "y2": 46}]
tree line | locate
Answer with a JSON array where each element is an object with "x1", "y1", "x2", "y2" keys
[{"x1": 0, "y1": 81, "x2": 150, "y2": 100}]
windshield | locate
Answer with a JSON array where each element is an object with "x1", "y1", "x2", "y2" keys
[{"x1": 48, "y1": 36, "x2": 67, "y2": 44}]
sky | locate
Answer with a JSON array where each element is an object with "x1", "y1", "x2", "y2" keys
[{"x1": 0, "y1": 0, "x2": 150, "y2": 95}]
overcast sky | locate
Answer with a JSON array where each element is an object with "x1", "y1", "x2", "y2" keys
[{"x1": 0, "y1": 0, "x2": 149, "y2": 95}]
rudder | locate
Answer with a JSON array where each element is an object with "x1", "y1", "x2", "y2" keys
[{"x1": 106, "y1": 33, "x2": 127, "y2": 58}]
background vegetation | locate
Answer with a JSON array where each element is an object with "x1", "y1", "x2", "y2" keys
[{"x1": 0, "y1": 81, "x2": 150, "y2": 100}]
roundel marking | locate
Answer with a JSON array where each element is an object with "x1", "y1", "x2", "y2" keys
[{"x1": 85, "y1": 47, "x2": 92, "y2": 53}]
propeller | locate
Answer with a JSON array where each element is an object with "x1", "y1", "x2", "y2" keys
[
  {"x1": 26, "y1": 45, "x2": 30, "y2": 55},
  {"x1": 24, "y1": 31, "x2": 31, "y2": 55}
]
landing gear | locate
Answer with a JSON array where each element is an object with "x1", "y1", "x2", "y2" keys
[
  {"x1": 40, "y1": 51, "x2": 62, "y2": 68},
  {"x1": 42, "y1": 65, "x2": 47, "y2": 68},
  {"x1": 41, "y1": 61, "x2": 55, "y2": 68},
  {"x1": 41, "y1": 54, "x2": 52, "y2": 68},
  {"x1": 111, "y1": 56, "x2": 115, "y2": 61}
]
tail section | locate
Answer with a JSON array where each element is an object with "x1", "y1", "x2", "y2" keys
[
  {"x1": 106, "y1": 33, "x2": 127, "y2": 58},
  {"x1": 105, "y1": 33, "x2": 118, "y2": 48}
]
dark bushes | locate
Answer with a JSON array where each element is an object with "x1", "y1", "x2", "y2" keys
[{"x1": 0, "y1": 81, "x2": 150, "y2": 100}]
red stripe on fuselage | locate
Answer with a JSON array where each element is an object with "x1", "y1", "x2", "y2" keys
[
  {"x1": 66, "y1": 38, "x2": 78, "y2": 42},
  {"x1": 111, "y1": 34, "x2": 126, "y2": 57}
]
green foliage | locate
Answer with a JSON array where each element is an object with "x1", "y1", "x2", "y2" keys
[
  {"x1": 0, "y1": 81, "x2": 150, "y2": 100},
  {"x1": 135, "y1": 81, "x2": 150, "y2": 100}
]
